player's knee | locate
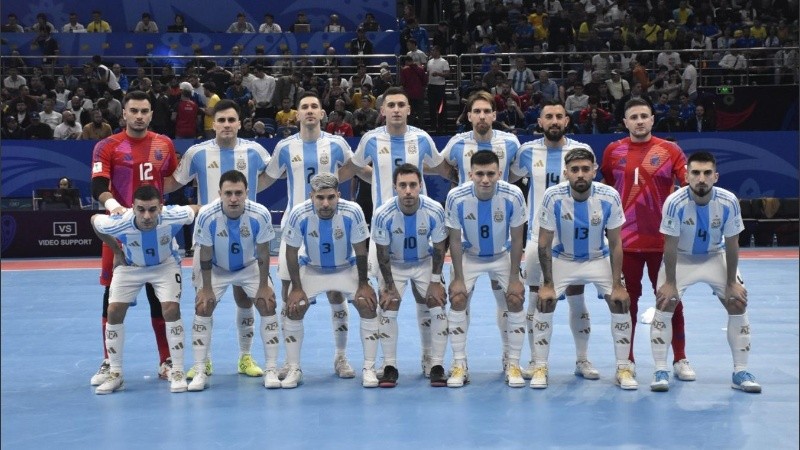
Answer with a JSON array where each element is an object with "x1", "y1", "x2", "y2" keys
[
  {"x1": 161, "y1": 301, "x2": 180, "y2": 321},
  {"x1": 255, "y1": 297, "x2": 277, "y2": 316},
  {"x1": 721, "y1": 297, "x2": 746, "y2": 315},
  {"x1": 107, "y1": 303, "x2": 127, "y2": 324}
]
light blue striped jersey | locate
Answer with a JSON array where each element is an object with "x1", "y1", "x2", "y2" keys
[
  {"x1": 371, "y1": 194, "x2": 447, "y2": 263},
  {"x1": 445, "y1": 180, "x2": 527, "y2": 257},
  {"x1": 440, "y1": 130, "x2": 521, "y2": 183},
  {"x1": 660, "y1": 186, "x2": 744, "y2": 255},
  {"x1": 352, "y1": 125, "x2": 442, "y2": 210},
  {"x1": 266, "y1": 132, "x2": 353, "y2": 225},
  {"x1": 511, "y1": 137, "x2": 595, "y2": 242},
  {"x1": 93, "y1": 205, "x2": 195, "y2": 267},
  {"x1": 283, "y1": 198, "x2": 369, "y2": 269},
  {"x1": 173, "y1": 138, "x2": 270, "y2": 204},
  {"x1": 194, "y1": 199, "x2": 275, "y2": 272},
  {"x1": 539, "y1": 182, "x2": 624, "y2": 261}
]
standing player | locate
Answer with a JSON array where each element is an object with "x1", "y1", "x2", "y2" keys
[
  {"x1": 91, "y1": 185, "x2": 199, "y2": 394},
  {"x1": 510, "y1": 100, "x2": 598, "y2": 380},
  {"x1": 650, "y1": 152, "x2": 760, "y2": 393},
  {"x1": 372, "y1": 164, "x2": 448, "y2": 387},
  {"x1": 90, "y1": 90, "x2": 178, "y2": 387},
  {"x1": 187, "y1": 170, "x2": 278, "y2": 391},
  {"x1": 260, "y1": 91, "x2": 370, "y2": 380},
  {"x1": 281, "y1": 173, "x2": 378, "y2": 388},
  {"x1": 164, "y1": 99, "x2": 271, "y2": 381},
  {"x1": 600, "y1": 98, "x2": 695, "y2": 381},
  {"x1": 432, "y1": 90, "x2": 522, "y2": 373},
  {"x1": 345, "y1": 86, "x2": 443, "y2": 375},
  {"x1": 441, "y1": 151, "x2": 527, "y2": 388},
  {"x1": 531, "y1": 148, "x2": 636, "y2": 390}
]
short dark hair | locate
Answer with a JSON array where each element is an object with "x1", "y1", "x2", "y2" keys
[
  {"x1": 383, "y1": 86, "x2": 408, "y2": 100},
  {"x1": 298, "y1": 91, "x2": 321, "y2": 106},
  {"x1": 471, "y1": 150, "x2": 500, "y2": 168},
  {"x1": 687, "y1": 151, "x2": 716, "y2": 168},
  {"x1": 624, "y1": 98, "x2": 652, "y2": 115},
  {"x1": 393, "y1": 163, "x2": 422, "y2": 185},
  {"x1": 564, "y1": 148, "x2": 595, "y2": 165},
  {"x1": 123, "y1": 90, "x2": 151, "y2": 107},
  {"x1": 134, "y1": 184, "x2": 161, "y2": 202},
  {"x1": 213, "y1": 99, "x2": 241, "y2": 118},
  {"x1": 219, "y1": 169, "x2": 248, "y2": 189}
]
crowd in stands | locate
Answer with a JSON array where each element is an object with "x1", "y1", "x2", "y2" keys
[{"x1": 1, "y1": 1, "x2": 797, "y2": 140}]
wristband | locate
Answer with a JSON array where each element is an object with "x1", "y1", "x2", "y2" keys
[
  {"x1": 430, "y1": 273, "x2": 443, "y2": 284},
  {"x1": 104, "y1": 198, "x2": 122, "y2": 211}
]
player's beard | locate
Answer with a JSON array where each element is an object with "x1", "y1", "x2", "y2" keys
[
  {"x1": 543, "y1": 125, "x2": 565, "y2": 142},
  {"x1": 571, "y1": 179, "x2": 590, "y2": 193},
  {"x1": 690, "y1": 184, "x2": 709, "y2": 198}
]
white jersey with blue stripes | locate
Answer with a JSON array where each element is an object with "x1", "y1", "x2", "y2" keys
[
  {"x1": 539, "y1": 182, "x2": 625, "y2": 261},
  {"x1": 371, "y1": 194, "x2": 447, "y2": 263},
  {"x1": 266, "y1": 132, "x2": 353, "y2": 225},
  {"x1": 173, "y1": 138, "x2": 270, "y2": 204},
  {"x1": 283, "y1": 198, "x2": 369, "y2": 270},
  {"x1": 94, "y1": 205, "x2": 195, "y2": 266},
  {"x1": 660, "y1": 186, "x2": 744, "y2": 255},
  {"x1": 440, "y1": 130, "x2": 521, "y2": 183},
  {"x1": 511, "y1": 137, "x2": 595, "y2": 242},
  {"x1": 194, "y1": 199, "x2": 275, "y2": 272},
  {"x1": 445, "y1": 180, "x2": 527, "y2": 257},
  {"x1": 352, "y1": 125, "x2": 443, "y2": 210}
]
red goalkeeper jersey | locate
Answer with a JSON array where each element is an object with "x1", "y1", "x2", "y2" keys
[{"x1": 600, "y1": 136, "x2": 687, "y2": 252}]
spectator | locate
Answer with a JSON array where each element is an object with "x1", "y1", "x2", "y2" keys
[
  {"x1": 52, "y1": 110, "x2": 81, "y2": 139},
  {"x1": 250, "y1": 65, "x2": 276, "y2": 118},
  {"x1": 332, "y1": 99, "x2": 353, "y2": 124},
  {"x1": 360, "y1": 12, "x2": 380, "y2": 32},
  {"x1": 3, "y1": 67, "x2": 27, "y2": 98},
  {"x1": 495, "y1": 97, "x2": 523, "y2": 133},
  {"x1": 677, "y1": 93, "x2": 696, "y2": 122},
  {"x1": 350, "y1": 27, "x2": 374, "y2": 57},
  {"x1": 718, "y1": 50, "x2": 749, "y2": 84},
  {"x1": 482, "y1": 59, "x2": 506, "y2": 91},
  {"x1": 681, "y1": 54, "x2": 698, "y2": 102},
  {"x1": 596, "y1": 82, "x2": 616, "y2": 117},
  {"x1": 91, "y1": 55, "x2": 122, "y2": 101},
  {"x1": 398, "y1": 56, "x2": 427, "y2": 127},
  {"x1": 432, "y1": 21, "x2": 452, "y2": 54},
  {"x1": 201, "y1": 82, "x2": 221, "y2": 138},
  {"x1": 735, "y1": 27, "x2": 758, "y2": 48},
  {"x1": 134, "y1": 13, "x2": 159, "y2": 33},
  {"x1": 532, "y1": 70, "x2": 558, "y2": 102},
  {"x1": 642, "y1": 16, "x2": 662, "y2": 47},
  {"x1": 259, "y1": 14, "x2": 282, "y2": 33},
  {"x1": 39, "y1": 98, "x2": 62, "y2": 130},
  {"x1": 351, "y1": 83, "x2": 376, "y2": 110},
  {"x1": 86, "y1": 10, "x2": 111, "y2": 32},
  {"x1": 173, "y1": 83, "x2": 200, "y2": 139},
  {"x1": 238, "y1": 117, "x2": 256, "y2": 138},
  {"x1": 252, "y1": 120, "x2": 270, "y2": 138},
  {"x1": 112, "y1": 64, "x2": 129, "y2": 94},
  {"x1": 2, "y1": 13, "x2": 24, "y2": 32},
  {"x1": 62, "y1": 12, "x2": 85, "y2": 33},
  {"x1": 353, "y1": 96, "x2": 379, "y2": 130},
  {"x1": 672, "y1": 0, "x2": 694, "y2": 25},
  {"x1": 51, "y1": 78, "x2": 71, "y2": 110},
  {"x1": 565, "y1": 83, "x2": 589, "y2": 125},
  {"x1": 373, "y1": 68, "x2": 394, "y2": 98},
  {"x1": 35, "y1": 27, "x2": 59, "y2": 68},
  {"x1": 324, "y1": 14, "x2": 345, "y2": 32},
  {"x1": 100, "y1": 90, "x2": 123, "y2": 122},
  {"x1": 275, "y1": 97, "x2": 298, "y2": 129},
  {"x1": 685, "y1": 105, "x2": 715, "y2": 132},
  {"x1": 655, "y1": 105, "x2": 686, "y2": 132},
  {"x1": 11, "y1": 86, "x2": 40, "y2": 114},
  {"x1": 289, "y1": 12, "x2": 311, "y2": 32},
  {"x1": 25, "y1": 112, "x2": 53, "y2": 139},
  {"x1": 401, "y1": 18, "x2": 429, "y2": 54},
  {"x1": 225, "y1": 73, "x2": 254, "y2": 119},
  {"x1": 66, "y1": 95, "x2": 93, "y2": 125},
  {"x1": 227, "y1": 13, "x2": 255, "y2": 33},
  {"x1": 652, "y1": 93, "x2": 671, "y2": 123},
  {"x1": 406, "y1": 39, "x2": 428, "y2": 66},
  {"x1": 81, "y1": 109, "x2": 113, "y2": 140},
  {"x1": 631, "y1": 59, "x2": 651, "y2": 91},
  {"x1": 2, "y1": 116, "x2": 25, "y2": 139},
  {"x1": 325, "y1": 110, "x2": 353, "y2": 136},
  {"x1": 690, "y1": 28, "x2": 713, "y2": 58},
  {"x1": 507, "y1": 57, "x2": 535, "y2": 95},
  {"x1": 774, "y1": 42, "x2": 799, "y2": 84},
  {"x1": 349, "y1": 64, "x2": 374, "y2": 94},
  {"x1": 578, "y1": 97, "x2": 613, "y2": 134},
  {"x1": 656, "y1": 42, "x2": 682, "y2": 72},
  {"x1": 224, "y1": 45, "x2": 249, "y2": 76},
  {"x1": 167, "y1": 14, "x2": 187, "y2": 32},
  {"x1": 272, "y1": 71, "x2": 302, "y2": 110},
  {"x1": 29, "y1": 13, "x2": 56, "y2": 34}
]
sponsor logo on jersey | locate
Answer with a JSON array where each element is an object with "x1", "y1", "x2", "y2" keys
[
  {"x1": 464, "y1": 212, "x2": 476, "y2": 220},
  {"x1": 379, "y1": 147, "x2": 390, "y2": 155},
  {"x1": 308, "y1": 230, "x2": 319, "y2": 238},
  {"x1": 562, "y1": 212, "x2": 573, "y2": 221},
  {"x1": 534, "y1": 160, "x2": 544, "y2": 168},
  {"x1": 217, "y1": 229, "x2": 229, "y2": 237},
  {"x1": 291, "y1": 154, "x2": 302, "y2": 163},
  {"x1": 683, "y1": 218, "x2": 695, "y2": 225},
  {"x1": 393, "y1": 227, "x2": 404, "y2": 234},
  {"x1": 92, "y1": 161, "x2": 103, "y2": 173},
  {"x1": 207, "y1": 161, "x2": 220, "y2": 169},
  {"x1": 129, "y1": 241, "x2": 140, "y2": 247}
]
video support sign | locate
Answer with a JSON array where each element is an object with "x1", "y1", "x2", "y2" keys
[{"x1": 1, "y1": 210, "x2": 101, "y2": 258}]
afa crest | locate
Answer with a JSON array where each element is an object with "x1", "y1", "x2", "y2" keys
[
  {"x1": 240, "y1": 226, "x2": 251, "y2": 238},
  {"x1": 711, "y1": 217, "x2": 721, "y2": 228},
  {"x1": 320, "y1": 152, "x2": 330, "y2": 165},
  {"x1": 236, "y1": 158, "x2": 247, "y2": 171},
  {"x1": 493, "y1": 209, "x2": 504, "y2": 223},
  {"x1": 159, "y1": 234, "x2": 170, "y2": 246},
  {"x1": 334, "y1": 227, "x2": 344, "y2": 240}
]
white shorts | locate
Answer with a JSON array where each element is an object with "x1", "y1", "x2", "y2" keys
[
  {"x1": 202, "y1": 262, "x2": 274, "y2": 302},
  {"x1": 523, "y1": 239, "x2": 543, "y2": 286},
  {"x1": 301, "y1": 265, "x2": 360, "y2": 300},
  {"x1": 457, "y1": 252, "x2": 512, "y2": 295},
  {"x1": 377, "y1": 259, "x2": 433, "y2": 299},
  {"x1": 656, "y1": 252, "x2": 744, "y2": 298},
  {"x1": 109, "y1": 260, "x2": 182, "y2": 304},
  {"x1": 552, "y1": 257, "x2": 613, "y2": 299}
]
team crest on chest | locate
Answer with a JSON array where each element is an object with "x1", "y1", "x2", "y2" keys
[
  {"x1": 236, "y1": 157, "x2": 247, "y2": 171},
  {"x1": 408, "y1": 142, "x2": 417, "y2": 155},
  {"x1": 334, "y1": 227, "x2": 344, "y2": 240},
  {"x1": 417, "y1": 225, "x2": 428, "y2": 236},
  {"x1": 493, "y1": 209, "x2": 504, "y2": 223},
  {"x1": 159, "y1": 234, "x2": 170, "y2": 246},
  {"x1": 590, "y1": 210, "x2": 602, "y2": 226},
  {"x1": 320, "y1": 152, "x2": 330, "y2": 165},
  {"x1": 155, "y1": 150, "x2": 164, "y2": 161},
  {"x1": 240, "y1": 226, "x2": 251, "y2": 238},
  {"x1": 493, "y1": 147, "x2": 505, "y2": 160},
  {"x1": 711, "y1": 216, "x2": 721, "y2": 228}
]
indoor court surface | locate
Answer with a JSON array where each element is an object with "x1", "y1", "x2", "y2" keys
[{"x1": 2, "y1": 248, "x2": 798, "y2": 449}]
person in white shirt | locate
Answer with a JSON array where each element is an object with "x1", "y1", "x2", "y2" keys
[
  {"x1": 259, "y1": 13, "x2": 282, "y2": 33},
  {"x1": 227, "y1": 13, "x2": 255, "y2": 33},
  {"x1": 323, "y1": 14, "x2": 345, "y2": 32},
  {"x1": 53, "y1": 110, "x2": 82, "y2": 139},
  {"x1": 90, "y1": 185, "x2": 199, "y2": 394},
  {"x1": 62, "y1": 12, "x2": 86, "y2": 32},
  {"x1": 134, "y1": 13, "x2": 159, "y2": 32},
  {"x1": 681, "y1": 55, "x2": 698, "y2": 101},
  {"x1": 39, "y1": 98, "x2": 62, "y2": 130},
  {"x1": 425, "y1": 45, "x2": 450, "y2": 134},
  {"x1": 656, "y1": 42, "x2": 681, "y2": 72},
  {"x1": 718, "y1": 50, "x2": 748, "y2": 84},
  {"x1": 565, "y1": 84, "x2": 589, "y2": 125},
  {"x1": 250, "y1": 65, "x2": 276, "y2": 118}
]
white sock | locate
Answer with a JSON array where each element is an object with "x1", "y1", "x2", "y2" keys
[
  {"x1": 567, "y1": 294, "x2": 590, "y2": 361},
  {"x1": 526, "y1": 292, "x2": 539, "y2": 363},
  {"x1": 360, "y1": 317, "x2": 380, "y2": 369},
  {"x1": 282, "y1": 318, "x2": 304, "y2": 368},
  {"x1": 531, "y1": 310, "x2": 554, "y2": 366},
  {"x1": 236, "y1": 306, "x2": 255, "y2": 356},
  {"x1": 610, "y1": 313, "x2": 633, "y2": 366},
  {"x1": 728, "y1": 313, "x2": 751, "y2": 373},
  {"x1": 506, "y1": 310, "x2": 526, "y2": 365},
  {"x1": 191, "y1": 316, "x2": 212, "y2": 373},
  {"x1": 165, "y1": 319, "x2": 185, "y2": 371},
  {"x1": 429, "y1": 306, "x2": 448, "y2": 366},
  {"x1": 260, "y1": 315, "x2": 280, "y2": 371},
  {"x1": 379, "y1": 309, "x2": 399, "y2": 367},
  {"x1": 105, "y1": 323, "x2": 124, "y2": 374},
  {"x1": 650, "y1": 310, "x2": 673, "y2": 371},
  {"x1": 448, "y1": 309, "x2": 469, "y2": 361},
  {"x1": 330, "y1": 302, "x2": 348, "y2": 356},
  {"x1": 493, "y1": 288, "x2": 509, "y2": 356},
  {"x1": 415, "y1": 302, "x2": 431, "y2": 357}
]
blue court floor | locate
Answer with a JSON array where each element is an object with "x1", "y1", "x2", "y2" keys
[{"x1": 1, "y1": 253, "x2": 798, "y2": 449}]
